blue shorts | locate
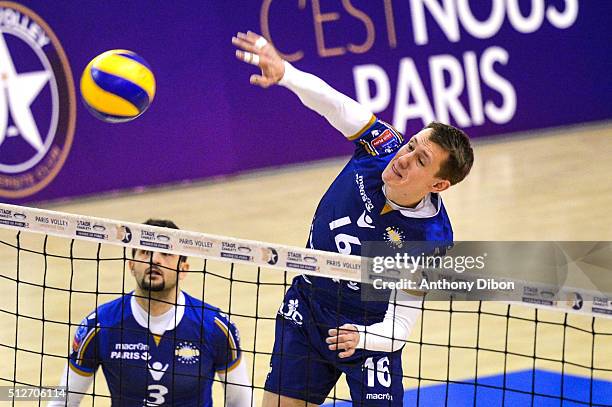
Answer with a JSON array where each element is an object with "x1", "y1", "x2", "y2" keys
[{"x1": 264, "y1": 280, "x2": 404, "y2": 405}]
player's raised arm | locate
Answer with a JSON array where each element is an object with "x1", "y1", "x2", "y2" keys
[{"x1": 232, "y1": 31, "x2": 374, "y2": 139}]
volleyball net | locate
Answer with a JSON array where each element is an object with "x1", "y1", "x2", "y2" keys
[{"x1": 0, "y1": 203, "x2": 610, "y2": 406}]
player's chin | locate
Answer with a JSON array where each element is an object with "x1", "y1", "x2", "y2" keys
[
  {"x1": 148, "y1": 283, "x2": 166, "y2": 292},
  {"x1": 141, "y1": 277, "x2": 165, "y2": 291}
]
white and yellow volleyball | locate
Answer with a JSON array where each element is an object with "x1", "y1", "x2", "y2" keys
[{"x1": 80, "y1": 50, "x2": 155, "y2": 123}]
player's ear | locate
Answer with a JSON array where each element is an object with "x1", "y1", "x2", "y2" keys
[
  {"x1": 178, "y1": 261, "x2": 189, "y2": 280},
  {"x1": 431, "y1": 179, "x2": 451, "y2": 193},
  {"x1": 128, "y1": 260, "x2": 135, "y2": 275}
]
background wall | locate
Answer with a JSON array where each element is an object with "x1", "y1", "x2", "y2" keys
[{"x1": 1, "y1": 0, "x2": 610, "y2": 203}]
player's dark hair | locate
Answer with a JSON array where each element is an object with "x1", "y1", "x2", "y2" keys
[
  {"x1": 131, "y1": 219, "x2": 187, "y2": 264},
  {"x1": 426, "y1": 122, "x2": 474, "y2": 185}
]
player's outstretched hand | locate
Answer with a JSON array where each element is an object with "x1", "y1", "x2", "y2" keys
[
  {"x1": 327, "y1": 324, "x2": 360, "y2": 358},
  {"x1": 232, "y1": 31, "x2": 284, "y2": 88}
]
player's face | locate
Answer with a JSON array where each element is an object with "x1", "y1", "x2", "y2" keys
[
  {"x1": 130, "y1": 250, "x2": 187, "y2": 292},
  {"x1": 382, "y1": 128, "x2": 451, "y2": 199}
]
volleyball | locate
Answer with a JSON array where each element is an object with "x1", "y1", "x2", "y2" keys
[{"x1": 80, "y1": 49, "x2": 156, "y2": 123}]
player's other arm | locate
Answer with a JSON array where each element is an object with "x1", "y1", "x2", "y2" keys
[
  {"x1": 47, "y1": 366, "x2": 94, "y2": 407},
  {"x1": 48, "y1": 314, "x2": 99, "y2": 406},
  {"x1": 211, "y1": 314, "x2": 253, "y2": 407},
  {"x1": 217, "y1": 360, "x2": 253, "y2": 407},
  {"x1": 327, "y1": 289, "x2": 423, "y2": 357},
  {"x1": 232, "y1": 31, "x2": 374, "y2": 139}
]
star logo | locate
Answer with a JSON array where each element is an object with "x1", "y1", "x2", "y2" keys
[
  {"x1": 117, "y1": 226, "x2": 132, "y2": 243},
  {"x1": 262, "y1": 247, "x2": 279, "y2": 265},
  {"x1": 0, "y1": 2, "x2": 75, "y2": 199},
  {"x1": 563, "y1": 292, "x2": 583, "y2": 311},
  {"x1": 0, "y1": 32, "x2": 50, "y2": 153}
]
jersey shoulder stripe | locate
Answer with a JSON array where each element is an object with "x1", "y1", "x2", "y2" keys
[
  {"x1": 76, "y1": 325, "x2": 100, "y2": 362},
  {"x1": 213, "y1": 317, "x2": 239, "y2": 367}
]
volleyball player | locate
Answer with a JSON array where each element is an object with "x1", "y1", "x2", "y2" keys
[
  {"x1": 233, "y1": 31, "x2": 473, "y2": 406},
  {"x1": 49, "y1": 219, "x2": 251, "y2": 406}
]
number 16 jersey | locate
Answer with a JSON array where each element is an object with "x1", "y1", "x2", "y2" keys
[{"x1": 303, "y1": 118, "x2": 453, "y2": 322}]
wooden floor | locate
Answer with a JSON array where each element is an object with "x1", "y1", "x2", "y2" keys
[{"x1": 0, "y1": 122, "x2": 611, "y2": 405}]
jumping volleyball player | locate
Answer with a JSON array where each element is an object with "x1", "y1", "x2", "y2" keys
[
  {"x1": 233, "y1": 32, "x2": 474, "y2": 406},
  {"x1": 50, "y1": 220, "x2": 251, "y2": 407}
]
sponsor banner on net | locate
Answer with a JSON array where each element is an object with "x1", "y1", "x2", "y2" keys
[
  {"x1": 139, "y1": 228, "x2": 173, "y2": 250},
  {"x1": 176, "y1": 235, "x2": 215, "y2": 255},
  {"x1": 592, "y1": 296, "x2": 612, "y2": 316},
  {"x1": 221, "y1": 241, "x2": 254, "y2": 262},
  {"x1": 75, "y1": 219, "x2": 110, "y2": 240},
  {"x1": 285, "y1": 250, "x2": 319, "y2": 272},
  {"x1": 324, "y1": 255, "x2": 361, "y2": 280},
  {"x1": 0, "y1": 207, "x2": 29, "y2": 228},
  {"x1": 32, "y1": 214, "x2": 68, "y2": 232}
]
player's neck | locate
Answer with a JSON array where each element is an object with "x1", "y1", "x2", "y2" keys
[
  {"x1": 384, "y1": 185, "x2": 426, "y2": 209},
  {"x1": 134, "y1": 288, "x2": 178, "y2": 316}
]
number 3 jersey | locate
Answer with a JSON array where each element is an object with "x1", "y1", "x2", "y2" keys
[
  {"x1": 303, "y1": 118, "x2": 453, "y2": 321},
  {"x1": 69, "y1": 291, "x2": 241, "y2": 406}
]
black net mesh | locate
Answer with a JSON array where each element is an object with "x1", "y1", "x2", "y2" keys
[{"x1": 0, "y1": 227, "x2": 611, "y2": 406}]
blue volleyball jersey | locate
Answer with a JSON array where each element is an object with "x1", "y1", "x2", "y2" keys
[
  {"x1": 69, "y1": 291, "x2": 241, "y2": 407},
  {"x1": 303, "y1": 118, "x2": 453, "y2": 320}
]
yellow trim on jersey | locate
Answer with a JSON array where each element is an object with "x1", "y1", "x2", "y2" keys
[
  {"x1": 215, "y1": 354, "x2": 242, "y2": 374},
  {"x1": 214, "y1": 318, "x2": 238, "y2": 362},
  {"x1": 380, "y1": 203, "x2": 394, "y2": 215},
  {"x1": 77, "y1": 326, "x2": 100, "y2": 362},
  {"x1": 347, "y1": 115, "x2": 376, "y2": 141},
  {"x1": 69, "y1": 361, "x2": 95, "y2": 377},
  {"x1": 359, "y1": 140, "x2": 376, "y2": 156},
  {"x1": 153, "y1": 334, "x2": 162, "y2": 346}
]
